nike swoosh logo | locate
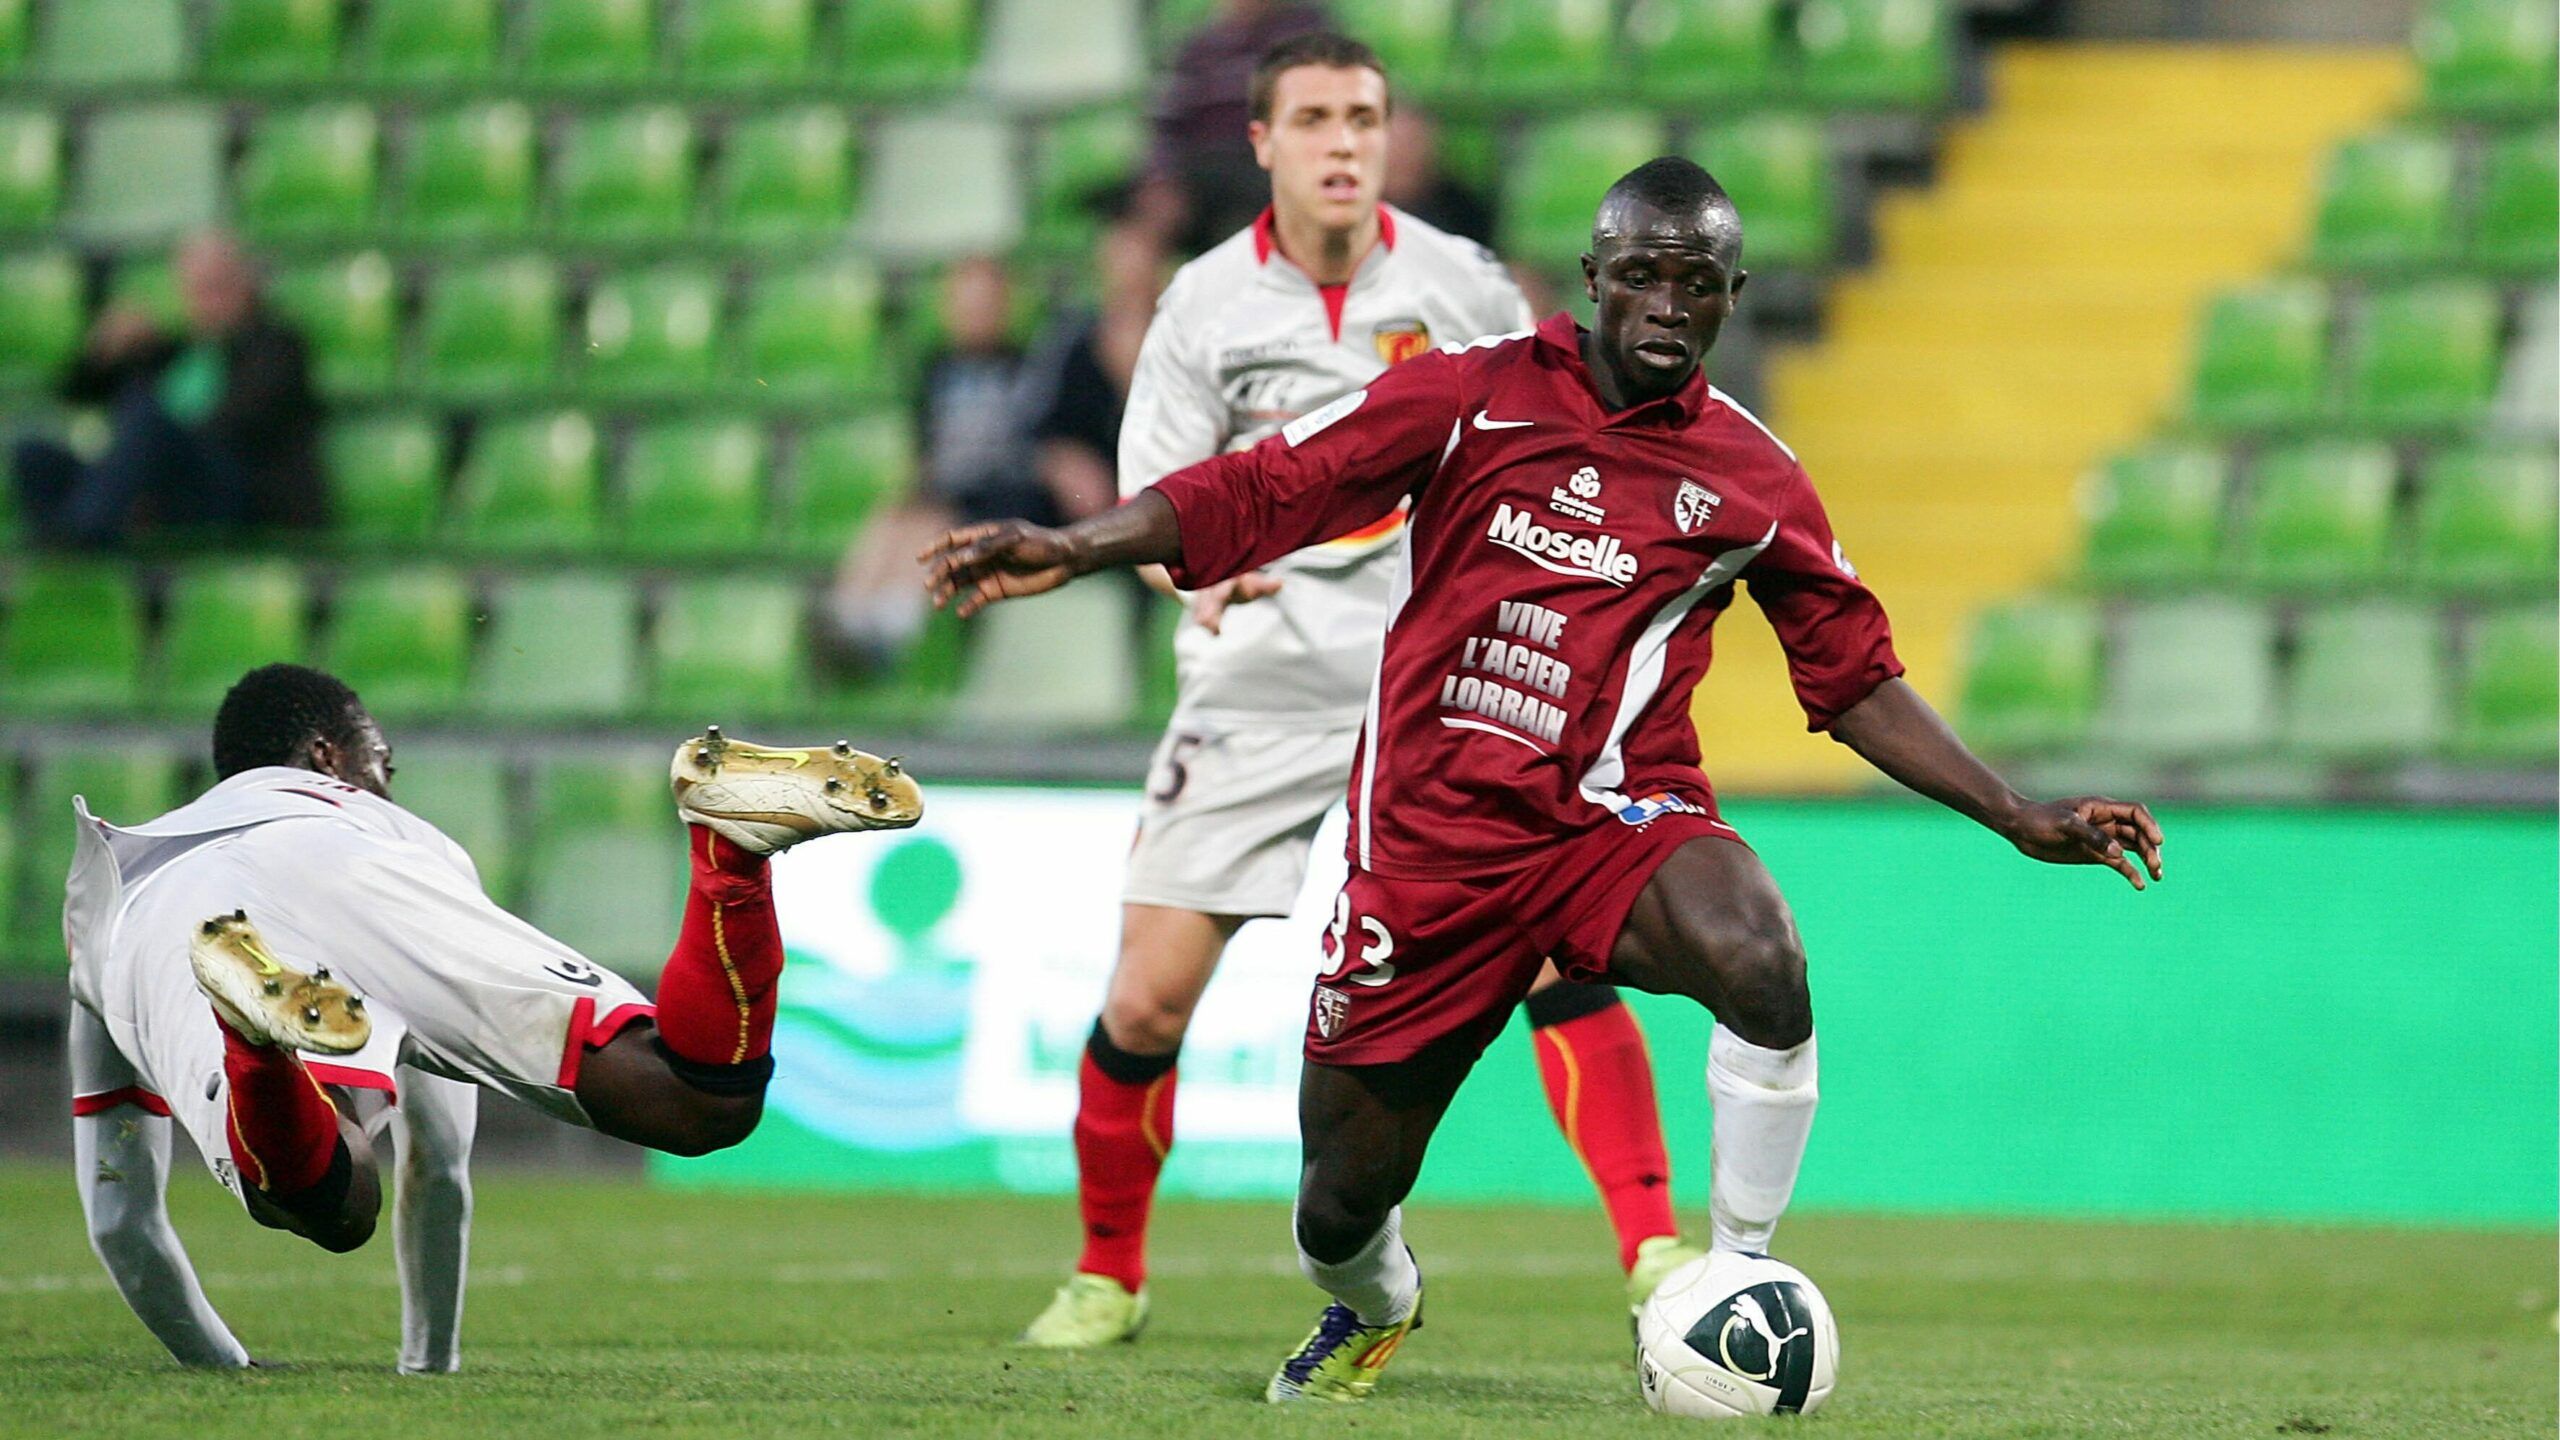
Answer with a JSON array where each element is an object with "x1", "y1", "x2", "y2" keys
[{"x1": 1472, "y1": 410, "x2": 1533, "y2": 430}]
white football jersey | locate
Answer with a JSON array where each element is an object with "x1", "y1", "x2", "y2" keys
[{"x1": 1120, "y1": 204, "x2": 1531, "y2": 729}]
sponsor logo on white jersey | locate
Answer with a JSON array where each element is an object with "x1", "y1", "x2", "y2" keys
[
  {"x1": 1487, "y1": 503, "x2": 1640, "y2": 586},
  {"x1": 1674, "y1": 479, "x2": 1722, "y2": 534}
]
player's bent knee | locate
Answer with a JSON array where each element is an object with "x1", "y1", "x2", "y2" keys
[
  {"x1": 1713, "y1": 928, "x2": 1812, "y2": 1049},
  {"x1": 1098, "y1": 990, "x2": 1194, "y2": 1056},
  {"x1": 1294, "y1": 1184, "x2": 1393, "y2": 1265}
]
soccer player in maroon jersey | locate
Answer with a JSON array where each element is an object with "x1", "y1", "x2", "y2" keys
[{"x1": 925, "y1": 157, "x2": 2164, "y2": 1404}]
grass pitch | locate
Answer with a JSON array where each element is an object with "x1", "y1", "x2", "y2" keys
[{"x1": 0, "y1": 1164, "x2": 2548, "y2": 1439}]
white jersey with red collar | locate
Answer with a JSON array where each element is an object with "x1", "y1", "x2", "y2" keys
[{"x1": 1120, "y1": 204, "x2": 1531, "y2": 729}]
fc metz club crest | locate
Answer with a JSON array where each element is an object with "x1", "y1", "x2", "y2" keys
[
  {"x1": 1314, "y1": 985, "x2": 1351, "y2": 1039},
  {"x1": 1673, "y1": 479, "x2": 1722, "y2": 534},
  {"x1": 1373, "y1": 320, "x2": 1432, "y2": 366}
]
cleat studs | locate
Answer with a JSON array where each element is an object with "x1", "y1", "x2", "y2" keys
[
  {"x1": 313, "y1": 967, "x2": 330, "y2": 982},
  {"x1": 883, "y1": 757, "x2": 903, "y2": 777},
  {"x1": 202, "y1": 918, "x2": 223, "y2": 937},
  {"x1": 823, "y1": 777, "x2": 844, "y2": 794},
  {"x1": 867, "y1": 787, "x2": 890, "y2": 810},
  {"x1": 705, "y1": 724, "x2": 723, "y2": 741},
  {"x1": 234, "y1": 909, "x2": 248, "y2": 922},
  {"x1": 833, "y1": 740, "x2": 852, "y2": 758},
  {"x1": 262, "y1": 979, "x2": 282, "y2": 996},
  {"x1": 345, "y1": 997, "x2": 363, "y2": 1013},
  {"x1": 302, "y1": 1006, "x2": 322, "y2": 1024}
]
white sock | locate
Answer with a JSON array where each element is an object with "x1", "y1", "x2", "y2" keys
[
  {"x1": 76, "y1": 1111, "x2": 251, "y2": 1368},
  {"x1": 1705, "y1": 1025, "x2": 1819, "y2": 1254},
  {"x1": 1296, "y1": 1205, "x2": 1420, "y2": 1327}
]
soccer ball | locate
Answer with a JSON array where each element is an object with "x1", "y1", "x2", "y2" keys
[{"x1": 1634, "y1": 1252, "x2": 1839, "y2": 1419}]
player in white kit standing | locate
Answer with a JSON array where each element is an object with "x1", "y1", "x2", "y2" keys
[
  {"x1": 63, "y1": 663, "x2": 921, "y2": 1369},
  {"x1": 1019, "y1": 33, "x2": 1702, "y2": 1348}
]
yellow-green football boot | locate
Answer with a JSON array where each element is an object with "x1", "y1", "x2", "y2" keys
[
  {"x1": 1264, "y1": 1290, "x2": 1423, "y2": 1403},
  {"x1": 1626, "y1": 1235, "x2": 1710, "y2": 1313},
  {"x1": 1017, "y1": 1273, "x2": 1148, "y2": 1348}
]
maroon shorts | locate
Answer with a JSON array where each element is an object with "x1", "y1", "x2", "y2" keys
[{"x1": 1303, "y1": 810, "x2": 1743, "y2": 1066}]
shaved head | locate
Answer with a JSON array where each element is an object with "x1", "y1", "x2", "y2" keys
[{"x1": 1593, "y1": 157, "x2": 1743, "y2": 265}]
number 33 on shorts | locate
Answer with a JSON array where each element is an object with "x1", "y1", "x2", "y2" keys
[{"x1": 1321, "y1": 892, "x2": 1397, "y2": 988}]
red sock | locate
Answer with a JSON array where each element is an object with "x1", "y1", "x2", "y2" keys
[
  {"x1": 1533, "y1": 1000, "x2": 1678, "y2": 1272},
  {"x1": 219, "y1": 1018, "x2": 341, "y2": 1195},
  {"x1": 1072, "y1": 1042, "x2": 1177, "y2": 1291},
  {"x1": 650, "y1": 825, "x2": 784, "y2": 1067}
]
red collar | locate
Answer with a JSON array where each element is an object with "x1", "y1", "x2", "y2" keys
[
  {"x1": 1252, "y1": 204, "x2": 1397, "y2": 265},
  {"x1": 1535, "y1": 312, "x2": 1708, "y2": 426}
]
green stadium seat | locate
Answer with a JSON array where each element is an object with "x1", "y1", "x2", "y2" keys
[
  {"x1": 1030, "y1": 108, "x2": 1141, "y2": 251},
  {"x1": 398, "y1": 102, "x2": 538, "y2": 240},
  {"x1": 581, "y1": 265, "x2": 725, "y2": 399},
  {"x1": 1502, "y1": 113, "x2": 1668, "y2": 266},
  {"x1": 2453, "y1": 605, "x2": 2559, "y2": 762},
  {"x1": 0, "y1": 251, "x2": 81, "y2": 391},
  {"x1": 35, "y1": 0, "x2": 186, "y2": 87},
  {"x1": 471, "y1": 573, "x2": 639, "y2": 720},
  {"x1": 2235, "y1": 441, "x2": 2396, "y2": 589},
  {"x1": 2415, "y1": 0, "x2": 2558, "y2": 118},
  {"x1": 2309, "y1": 130, "x2": 2459, "y2": 271},
  {"x1": 2100, "y1": 597, "x2": 2278, "y2": 760},
  {"x1": 271, "y1": 251, "x2": 400, "y2": 397},
  {"x1": 534, "y1": 753, "x2": 665, "y2": 835},
  {"x1": 2416, "y1": 444, "x2": 2557, "y2": 591},
  {"x1": 237, "y1": 105, "x2": 379, "y2": 241},
  {"x1": 1956, "y1": 598, "x2": 2100, "y2": 754},
  {"x1": 324, "y1": 412, "x2": 444, "y2": 545},
  {"x1": 517, "y1": 0, "x2": 658, "y2": 88},
  {"x1": 205, "y1": 0, "x2": 342, "y2": 86},
  {"x1": 978, "y1": 0, "x2": 1144, "y2": 107},
  {"x1": 106, "y1": 254, "x2": 182, "y2": 327},
  {"x1": 858, "y1": 113, "x2": 1021, "y2": 258},
  {"x1": 741, "y1": 261, "x2": 887, "y2": 400},
  {"x1": 0, "y1": 0, "x2": 24, "y2": 76},
  {"x1": 553, "y1": 106, "x2": 697, "y2": 241},
  {"x1": 650, "y1": 576, "x2": 804, "y2": 719},
  {"x1": 2079, "y1": 440, "x2": 2230, "y2": 588},
  {"x1": 159, "y1": 562, "x2": 309, "y2": 713},
  {"x1": 715, "y1": 106, "x2": 855, "y2": 243},
  {"x1": 2472, "y1": 130, "x2": 2557, "y2": 275},
  {"x1": 414, "y1": 256, "x2": 560, "y2": 398},
  {"x1": 1796, "y1": 0, "x2": 1954, "y2": 110},
  {"x1": 786, "y1": 414, "x2": 911, "y2": 558},
  {"x1": 1335, "y1": 0, "x2": 1457, "y2": 98},
  {"x1": 524, "y1": 829, "x2": 683, "y2": 979},
  {"x1": 17, "y1": 745, "x2": 181, "y2": 962},
  {"x1": 383, "y1": 747, "x2": 513, "y2": 899},
  {"x1": 322, "y1": 566, "x2": 472, "y2": 719},
  {"x1": 2188, "y1": 280, "x2": 2331, "y2": 431},
  {"x1": 362, "y1": 0, "x2": 500, "y2": 86},
  {"x1": 1149, "y1": 0, "x2": 1218, "y2": 56},
  {"x1": 2338, "y1": 280, "x2": 2501, "y2": 431},
  {"x1": 682, "y1": 0, "x2": 815, "y2": 88},
  {"x1": 841, "y1": 0, "x2": 973, "y2": 96},
  {"x1": 1, "y1": 566, "x2": 144, "y2": 712},
  {"x1": 68, "y1": 105, "x2": 223, "y2": 245},
  {"x1": 622, "y1": 418, "x2": 765, "y2": 556},
  {"x1": 1693, "y1": 115, "x2": 1836, "y2": 269},
  {"x1": 450, "y1": 411, "x2": 601, "y2": 551},
  {"x1": 0, "y1": 110, "x2": 62, "y2": 231},
  {"x1": 2283, "y1": 601, "x2": 2447, "y2": 762},
  {"x1": 1466, "y1": 0, "x2": 1611, "y2": 103},
  {"x1": 1629, "y1": 0, "x2": 1781, "y2": 104}
]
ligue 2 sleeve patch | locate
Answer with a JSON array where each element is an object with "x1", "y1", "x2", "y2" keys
[{"x1": 1282, "y1": 387, "x2": 1368, "y2": 447}]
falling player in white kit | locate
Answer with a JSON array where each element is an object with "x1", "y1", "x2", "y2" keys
[
  {"x1": 65, "y1": 664, "x2": 922, "y2": 1369},
  {"x1": 1018, "y1": 33, "x2": 1701, "y2": 1349}
]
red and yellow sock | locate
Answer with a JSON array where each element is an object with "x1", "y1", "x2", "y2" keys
[
  {"x1": 1072, "y1": 1022, "x2": 1178, "y2": 1292},
  {"x1": 651, "y1": 825, "x2": 784, "y2": 1067},
  {"x1": 1529, "y1": 986, "x2": 1678, "y2": 1272},
  {"x1": 217, "y1": 1016, "x2": 341, "y2": 1195}
]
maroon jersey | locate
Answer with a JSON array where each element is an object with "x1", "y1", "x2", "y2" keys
[{"x1": 1152, "y1": 312, "x2": 1901, "y2": 881}]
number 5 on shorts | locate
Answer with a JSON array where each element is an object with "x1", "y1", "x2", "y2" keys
[{"x1": 1321, "y1": 892, "x2": 1397, "y2": 989}]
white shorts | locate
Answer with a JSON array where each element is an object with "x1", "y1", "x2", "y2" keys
[
  {"x1": 1120, "y1": 723, "x2": 1358, "y2": 918},
  {"x1": 70, "y1": 822, "x2": 653, "y2": 1190}
]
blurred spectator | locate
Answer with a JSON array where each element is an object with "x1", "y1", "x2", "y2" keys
[
  {"x1": 1138, "y1": 0, "x2": 1333, "y2": 252},
  {"x1": 823, "y1": 257, "x2": 1041, "y2": 674},
  {"x1": 1015, "y1": 222, "x2": 1161, "y2": 521},
  {"x1": 1382, "y1": 108, "x2": 1495, "y2": 248},
  {"x1": 11, "y1": 231, "x2": 323, "y2": 549}
]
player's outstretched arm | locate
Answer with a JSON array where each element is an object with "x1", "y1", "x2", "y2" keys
[
  {"x1": 922, "y1": 490, "x2": 1183, "y2": 618},
  {"x1": 391, "y1": 1065, "x2": 478, "y2": 1375},
  {"x1": 1829, "y1": 677, "x2": 2165, "y2": 890}
]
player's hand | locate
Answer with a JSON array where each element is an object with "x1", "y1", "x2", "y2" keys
[
  {"x1": 2000, "y1": 797, "x2": 2165, "y2": 890},
  {"x1": 920, "y1": 520, "x2": 1079, "y2": 618},
  {"x1": 1188, "y1": 571, "x2": 1284, "y2": 635}
]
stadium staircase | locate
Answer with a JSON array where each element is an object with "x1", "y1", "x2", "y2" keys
[{"x1": 1700, "y1": 43, "x2": 2411, "y2": 791}]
